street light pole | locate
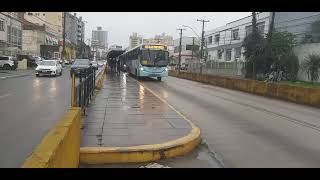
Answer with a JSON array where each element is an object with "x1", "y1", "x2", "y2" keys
[
  {"x1": 177, "y1": 28, "x2": 186, "y2": 74},
  {"x1": 197, "y1": 19, "x2": 209, "y2": 74}
]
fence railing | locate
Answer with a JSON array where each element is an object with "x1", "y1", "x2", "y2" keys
[
  {"x1": 71, "y1": 67, "x2": 96, "y2": 115},
  {"x1": 187, "y1": 61, "x2": 247, "y2": 78}
]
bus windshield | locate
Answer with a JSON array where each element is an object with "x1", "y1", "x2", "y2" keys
[{"x1": 141, "y1": 49, "x2": 169, "y2": 67}]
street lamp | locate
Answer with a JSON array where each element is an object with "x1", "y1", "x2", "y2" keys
[
  {"x1": 182, "y1": 25, "x2": 200, "y2": 39},
  {"x1": 182, "y1": 25, "x2": 201, "y2": 62}
]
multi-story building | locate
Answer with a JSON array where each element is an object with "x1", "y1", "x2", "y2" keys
[
  {"x1": 24, "y1": 12, "x2": 62, "y2": 42},
  {"x1": 129, "y1": 32, "x2": 143, "y2": 49},
  {"x1": 77, "y1": 16, "x2": 85, "y2": 43},
  {"x1": 204, "y1": 12, "x2": 271, "y2": 62},
  {"x1": 273, "y1": 12, "x2": 320, "y2": 82},
  {"x1": 143, "y1": 32, "x2": 174, "y2": 46},
  {"x1": 274, "y1": 12, "x2": 320, "y2": 43},
  {"x1": 92, "y1": 26, "x2": 108, "y2": 50},
  {"x1": 65, "y1": 12, "x2": 78, "y2": 46},
  {"x1": 173, "y1": 36, "x2": 200, "y2": 67},
  {"x1": 91, "y1": 26, "x2": 108, "y2": 60},
  {"x1": 22, "y1": 12, "x2": 63, "y2": 58},
  {"x1": 0, "y1": 12, "x2": 23, "y2": 56}
]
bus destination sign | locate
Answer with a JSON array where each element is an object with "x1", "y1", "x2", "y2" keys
[{"x1": 143, "y1": 45, "x2": 166, "y2": 50}]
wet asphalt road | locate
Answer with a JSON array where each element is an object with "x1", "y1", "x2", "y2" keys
[
  {"x1": 140, "y1": 76, "x2": 320, "y2": 168},
  {"x1": 0, "y1": 66, "x2": 73, "y2": 167}
]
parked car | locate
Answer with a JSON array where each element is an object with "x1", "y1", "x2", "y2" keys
[
  {"x1": 91, "y1": 60, "x2": 98, "y2": 70},
  {"x1": 35, "y1": 60, "x2": 62, "y2": 77},
  {"x1": 34, "y1": 56, "x2": 43, "y2": 66},
  {"x1": 70, "y1": 59, "x2": 92, "y2": 77},
  {"x1": 0, "y1": 55, "x2": 17, "y2": 70}
]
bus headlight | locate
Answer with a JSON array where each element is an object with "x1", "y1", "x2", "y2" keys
[{"x1": 140, "y1": 67, "x2": 144, "y2": 71}]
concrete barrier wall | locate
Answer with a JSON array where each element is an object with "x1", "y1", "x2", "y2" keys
[
  {"x1": 169, "y1": 71, "x2": 320, "y2": 108},
  {"x1": 21, "y1": 107, "x2": 81, "y2": 168},
  {"x1": 95, "y1": 66, "x2": 106, "y2": 90}
]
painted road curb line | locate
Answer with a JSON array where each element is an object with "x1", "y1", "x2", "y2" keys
[
  {"x1": 79, "y1": 75, "x2": 201, "y2": 165},
  {"x1": 0, "y1": 73, "x2": 31, "y2": 80}
]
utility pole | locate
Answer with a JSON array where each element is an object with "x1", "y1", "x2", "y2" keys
[
  {"x1": 197, "y1": 19, "x2": 210, "y2": 74},
  {"x1": 177, "y1": 28, "x2": 186, "y2": 73},
  {"x1": 62, "y1": 12, "x2": 66, "y2": 60}
]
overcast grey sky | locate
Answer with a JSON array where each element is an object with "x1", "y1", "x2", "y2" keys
[{"x1": 76, "y1": 12, "x2": 251, "y2": 48}]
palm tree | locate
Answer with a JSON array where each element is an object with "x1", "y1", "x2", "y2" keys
[{"x1": 302, "y1": 54, "x2": 320, "y2": 83}]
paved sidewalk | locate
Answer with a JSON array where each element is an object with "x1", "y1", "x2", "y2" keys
[{"x1": 80, "y1": 72, "x2": 192, "y2": 147}]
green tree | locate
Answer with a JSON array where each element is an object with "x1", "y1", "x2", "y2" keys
[
  {"x1": 268, "y1": 31, "x2": 297, "y2": 59},
  {"x1": 267, "y1": 31, "x2": 299, "y2": 81},
  {"x1": 302, "y1": 54, "x2": 320, "y2": 83},
  {"x1": 242, "y1": 12, "x2": 266, "y2": 79}
]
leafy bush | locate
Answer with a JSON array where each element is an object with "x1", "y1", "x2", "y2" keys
[{"x1": 302, "y1": 54, "x2": 320, "y2": 83}]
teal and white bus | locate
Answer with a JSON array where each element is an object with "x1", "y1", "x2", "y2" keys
[{"x1": 119, "y1": 44, "x2": 169, "y2": 81}]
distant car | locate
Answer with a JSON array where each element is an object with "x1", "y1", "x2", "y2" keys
[
  {"x1": 35, "y1": 60, "x2": 62, "y2": 77},
  {"x1": 70, "y1": 59, "x2": 92, "y2": 77},
  {"x1": 91, "y1": 61, "x2": 98, "y2": 70},
  {"x1": 97, "y1": 61, "x2": 104, "y2": 67},
  {"x1": 0, "y1": 55, "x2": 17, "y2": 70}
]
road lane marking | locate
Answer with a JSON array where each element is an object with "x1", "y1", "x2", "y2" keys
[{"x1": 0, "y1": 93, "x2": 12, "y2": 99}]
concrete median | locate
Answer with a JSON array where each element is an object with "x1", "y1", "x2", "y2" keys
[
  {"x1": 169, "y1": 70, "x2": 320, "y2": 108},
  {"x1": 21, "y1": 107, "x2": 81, "y2": 168}
]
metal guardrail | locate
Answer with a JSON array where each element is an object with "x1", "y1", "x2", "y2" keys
[{"x1": 71, "y1": 67, "x2": 96, "y2": 115}]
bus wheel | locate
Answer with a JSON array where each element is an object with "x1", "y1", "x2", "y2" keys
[{"x1": 157, "y1": 77, "x2": 162, "y2": 81}]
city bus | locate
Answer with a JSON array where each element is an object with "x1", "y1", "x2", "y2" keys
[{"x1": 119, "y1": 44, "x2": 169, "y2": 81}]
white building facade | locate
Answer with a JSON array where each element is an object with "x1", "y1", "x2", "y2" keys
[
  {"x1": 204, "y1": 12, "x2": 271, "y2": 62},
  {"x1": 173, "y1": 36, "x2": 200, "y2": 67}
]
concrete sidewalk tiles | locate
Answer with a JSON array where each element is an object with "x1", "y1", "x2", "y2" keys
[{"x1": 80, "y1": 73, "x2": 192, "y2": 147}]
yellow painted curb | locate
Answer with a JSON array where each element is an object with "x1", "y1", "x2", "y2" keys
[{"x1": 80, "y1": 76, "x2": 201, "y2": 165}]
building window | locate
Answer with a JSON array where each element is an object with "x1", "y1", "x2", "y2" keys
[
  {"x1": 217, "y1": 49, "x2": 223, "y2": 59},
  {"x1": 0, "y1": 20, "x2": 4, "y2": 31},
  {"x1": 232, "y1": 29, "x2": 239, "y2": 40},
  {"x1": 245, "y1": 21, "x2": 265, "y2": 37},
  {"x1": 226, "y1": 49, "x2": 232, "y2": 61},
  {"x1": 234, "y1": 47, "x2": 241, "y2": 60},
  {"x1": 208, "y1": 36, "x2": 213, "y2": 44},
  {"x1": 257, "y1": 21, "x2": 265, "y2": 35},
  {"x1": 214, "y1": 34, "x2": 220, "y2": 44},
  {"x1": 43, "y1": 13, "x2": 45, "y2": 16},
  {"x1": 245, "y1": 25, "x2": 252, "y2": 37},
  {"x1": 28, "y1": 12, "x2": 33, "y2": 15}
]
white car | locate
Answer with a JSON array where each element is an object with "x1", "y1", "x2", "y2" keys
[
  {"x1": 34, "y1": 56, "x2": 43, "y2": 66},
  {"x1": 0, "y1": 55, "x2": 17, "y2": 70},
  {"x1": 35, "y1": 60, "x2": 62, "y2": 77},
  {"x1": 91, "y1": 61, "x2": 98, "y2": 70}
]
